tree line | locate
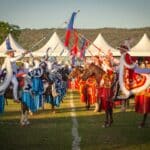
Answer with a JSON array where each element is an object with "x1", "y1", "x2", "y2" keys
[{"x1": 0, "y1": 21, "x2": 21, "y2": 44}]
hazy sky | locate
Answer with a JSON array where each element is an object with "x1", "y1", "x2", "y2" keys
[{"x1": 0, "y1": 0, "x2": 150, "y2": 29}]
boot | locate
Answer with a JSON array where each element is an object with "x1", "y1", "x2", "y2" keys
[
  {"x1": 108, "y1": 109, "x2": 113, "y2": 127},
  {"x1": 24, "y1": 111, "x2": 30, "y2": 125},
  {"x1": 102, "y1": 112, "x2": 109, "y2": 128},
  {"x1": 138, "y1": 122, "x2": 145, "y2": 128},
  {"x1": 94, "y1": 102, "x2": 99, "y2": 112},
  {"x1": 51, "y1": 106, "x2": 56, "y2": 114},
  {"x1": 98, "y1": 100, "x2": 102, "y2": 112},
  {"x1": 102, "y1": 121, "x2": 109, "y2": 128},
  {"x1": 20, "y1": 114, "x2": 25, "y2": 126},
  {"x1": 29, "y1": 110, "x2": 33, "y2": 116},
  {"x1": 138, "y1": 114, "x2": 147, "y2": 128}
]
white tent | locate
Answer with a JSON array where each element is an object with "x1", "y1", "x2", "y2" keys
[
  {"x1": 0, "y1": 33, "x2": 25, "y2": 57},
  {"x1": 32, "y1": 32, "x2": 69, "y2": 57},
  {"x1": 130, "y1": 33, "x2": 150, "y2": 56},
  {"x1": 85, "y1": 33, "x2": 120, "y2": 57}
]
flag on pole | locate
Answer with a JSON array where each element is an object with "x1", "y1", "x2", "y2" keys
[
  {"x1": 64, "y1": 12, "x2": 77, "y2": 47},
  {"x1": 71, "y1": 30, "x2": 78, "y2": 56},
  {"x1": 80, "y1": 36, "x2": 89, "y2": 58}
]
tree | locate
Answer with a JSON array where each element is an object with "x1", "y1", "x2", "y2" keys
[{"x1": 0, "y1": 21, "x2": 21, "y2": 44}]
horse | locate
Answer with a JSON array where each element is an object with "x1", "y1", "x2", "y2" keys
[
  {"x1": 57, "y1": 65, "x2": 70, "y2": 82},
  {"x1": 68, "y1": 64, "x2": 104, "y2": 110},
  {"x1": 82, "y1": 63, "x2": 129, "y2": 112},
  {"x1": 40, "y1": 62, "x2": 69, "y2": 113},
  {"x1": 68, "y1": 66, "x2": 84, "y2": 80},
  {"x1": 80, "y1": 63, "x2": 105, "y2": 111},
  {"x1": 81, "y1": 63, "x2": 105, "y2": 83},
  {"x1": 68, "y1": 65, "x2": 93, "y2": 109}
]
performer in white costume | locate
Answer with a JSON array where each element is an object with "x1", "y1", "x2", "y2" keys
[{"x1": 1, "y1": 48, "x2": 28, "y2": 103}]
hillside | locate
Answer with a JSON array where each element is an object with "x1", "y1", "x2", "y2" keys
[{"x1": 17, "y1": 27, "x2": 150, "y2": 51}]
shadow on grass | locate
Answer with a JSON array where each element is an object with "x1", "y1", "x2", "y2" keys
[
  {"x1": 1, "y1": 93, "x2": 150, "y2": 150},
  {"x1": 1, "y1": 90, "x2": 150, "y2": 150},
  {"x1": 0, "y1": 109, "x2": 150, "y2": 150}
]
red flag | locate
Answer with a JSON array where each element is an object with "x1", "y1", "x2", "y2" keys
[
  {"x1": 71, "y1": 30, "x2": 78, "y2": 56},
  {"x1": 64, "y1": 12, "x2": 77, "y2": 47},
  {"x1": 64, "y1": 30, "x2": 71, "y2": 47}
]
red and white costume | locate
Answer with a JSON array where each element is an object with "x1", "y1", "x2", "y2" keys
[{"x1": 119, "y1": 52, "x2": 150, "y2": 97}]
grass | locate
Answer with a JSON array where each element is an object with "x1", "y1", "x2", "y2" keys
[
  {"x1": 0, "y1": 97, "x2": 72, "y2": 150},
  {"x1": 0, "y1": 90, "x2": 150, "y2": 150}
]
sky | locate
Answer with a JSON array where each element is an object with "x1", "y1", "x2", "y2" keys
[{"x1": 0, "y1": 0, "x2": 150, "y2": 29}]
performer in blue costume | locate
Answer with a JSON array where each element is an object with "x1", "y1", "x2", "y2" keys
[
  {"x1": 0, "y1": 95, "x2": 5, "y2": 113},
  {"x1": 16, "y1": 70, "x2": 36, "y2": 126},
  {"x1": 31, "y1": 68, "x2": 44, "y2": 110}
]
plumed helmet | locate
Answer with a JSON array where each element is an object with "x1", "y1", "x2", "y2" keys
[
  {"x1": 5, "y1": 49, "x2": 16, "y2": 54},
  {"x1": 5, "y1": 37, "x2": 16, "y2": 54},
  {"x1": 117, "y1": 39, "x2": 132, "y2": 52},
  {"x1": 48, "y1": 56, "x2": 56, "y2": 63}
]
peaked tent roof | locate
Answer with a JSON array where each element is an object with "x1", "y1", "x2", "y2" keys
[
  {"x1": 85, "y1": 33, "x2": 120, "y2": 57},
  {"x1": 32, "y1": 32, "x2": 69, "y2": 57},
  {"x1": 130, "y1": 33, "x2": 150, "y2": 56},
  {"x1": 0, "y1": 33, "x2": 25, "y2": 57}
]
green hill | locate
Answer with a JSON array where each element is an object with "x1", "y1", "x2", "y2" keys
[{"x1": 17, "y1": 27, "x2": 150, "y2": 51}]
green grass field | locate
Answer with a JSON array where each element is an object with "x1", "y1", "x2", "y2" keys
[{"x1": 0, "y1": 90, "x2": 150, "y2": 150}]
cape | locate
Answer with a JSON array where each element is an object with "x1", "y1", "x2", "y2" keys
[{"x1": 119, "y1": 52, "x2": 150, "y2": 97}]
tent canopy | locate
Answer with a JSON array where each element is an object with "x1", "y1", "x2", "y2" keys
[
  {"x1": 85, "y1": 33, "x2": 120, "y2": 57},
  {"x1": 32, "y1": 32, "x2": 69, "y2": 57},
  {"x1": 130, "y1": 33, "x2": 150, "y2": 56},
  {"x1": 0, "y1": 33, "x2": 25, "y2": 57}
]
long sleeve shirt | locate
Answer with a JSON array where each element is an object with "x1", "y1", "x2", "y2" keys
[{"x1": 2, "y1": 54, "x2": 24, "y2": 74}]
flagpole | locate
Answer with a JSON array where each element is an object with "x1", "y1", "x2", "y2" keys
[
  {"x1": 30, "y1": 37, "x2": 46, "y2": 51},
  {"x1": 76, "y1": 33, "x2": 94, "y2": 57},
  {"x1": 28, "y1": 17, "x2": 69, "y2": 54},
  {"x1": 77, "y1": 32, "x2": 106, "y2": 56},
  {"x1": 68, "y1": 10, "x2": 106, "y2": 56}
]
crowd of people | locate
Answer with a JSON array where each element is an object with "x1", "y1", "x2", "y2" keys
[
  {"x1": 0, "y1": 48, "x2": 70, "y2": 126},
  {"x1": 0, "y1": 40, "x2": 150, "y2": 128},
  {"x1": 69, "y1": 41, "x2": 150, "y2": 128}
]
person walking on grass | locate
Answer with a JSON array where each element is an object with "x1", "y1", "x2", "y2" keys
[{"x1": 100, "y1": 71, "x2": 114, "y2": 128}]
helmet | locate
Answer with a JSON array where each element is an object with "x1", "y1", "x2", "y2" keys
[{"x1": 48, "y1": 56, "x2": 56, "y2": 63}]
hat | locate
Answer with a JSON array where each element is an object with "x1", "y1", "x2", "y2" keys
[
  {"x1": 5, "y1": 37, "x2": 16, "y2": 54},
  {"x1": 118, "y1": 44, "x2": 129, "y2": 52},
  {"x1": 48, "y1": 56, "x2": 56, "y2": 63},
  {"x1": 117, "y1": 39, "x2": 131, "y2": 52},
  {"x1": 5, "y1": 49, "x2": 16, "y2": 54}
]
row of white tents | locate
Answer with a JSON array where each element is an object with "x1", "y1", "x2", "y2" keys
[
  {"x1": 0, "y1": 32, "x2": 150, "y2": 57},
  {"x1": 0, "y1": 32, "x2": 69, "y2": 57},
  {"x1": 85, "y1": 33, "x2": 150, "y2": 57}
]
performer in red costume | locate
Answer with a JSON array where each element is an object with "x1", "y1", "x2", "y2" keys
[
  {"x1": 135, "y1": 88, "x2": 150, "y2": 128},
  {"x1": 92, "y1": 56, "x2": 103, "y2": 112},
  {"x1": 100, "y1": 71, "x2": 114, "y2": 128},
  {"x1": 118, "y1": 39, "x2": 150, "y2": 128},
  {"x1": 118, "y1": 39, "x2": 150, "y2": 98}
]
